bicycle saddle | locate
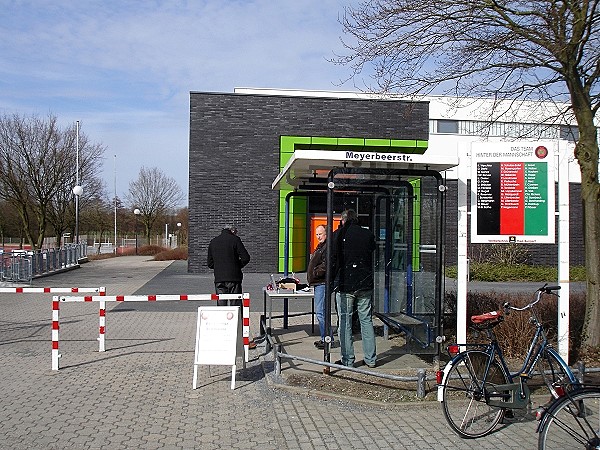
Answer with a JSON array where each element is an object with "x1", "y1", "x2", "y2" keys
[{"x1": 471, "y1": 310, "x2": 504, "y2": 328}]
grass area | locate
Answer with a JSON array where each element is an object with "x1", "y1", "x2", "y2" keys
[{"x1": 445, "y1": 263, "x2": 586, "y2": 282}]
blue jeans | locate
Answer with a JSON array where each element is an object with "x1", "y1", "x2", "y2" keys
[
  {"x1": 314, "y1": 284, "x2": 332, "y2": 341},
  {"x1": 336, "y1": 290, "x2": 376, "y2": 367}
]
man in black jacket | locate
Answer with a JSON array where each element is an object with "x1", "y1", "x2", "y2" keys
[
  {"x1": 333, "y1": 209, "x2": 377, "y2": 368},
  {"x1": 207, "y1": 225, "x2": 250, "y2": 308}
]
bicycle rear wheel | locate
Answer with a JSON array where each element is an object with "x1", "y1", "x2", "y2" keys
[
  {"x1": 442, "y1": 350, "x2": 510, "y2": 438},
  {"x1": 536, "y1": 348, "x2": 577, "y2": 399},
  {"x1": 538, "y1": 387, "x2": 600, "y2": 450}
]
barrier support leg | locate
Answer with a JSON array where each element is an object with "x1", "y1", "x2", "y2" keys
[
  {"x1": 52, "y1": 298, "x2": 60, "y2": 371},
  {"x1": 98, "y1": 300, "x2": 106, "y2": 352},
  {"x1": 243, "y1": 294, "x2": 250, "y2": 364}
]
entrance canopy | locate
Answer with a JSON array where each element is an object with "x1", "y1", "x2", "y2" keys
[{"x1": 272, "y1": 149, "x2": 459, "y2": 190}]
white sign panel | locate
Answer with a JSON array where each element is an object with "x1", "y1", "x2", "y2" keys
[
  {"x1": 193, "y1": 306, "x2": 239, "y2": 389},
  {"x1": 471, "y1": 141, "x2": 556, "y2": 244},
  {"x1": 194, "y1": 306, "x2": 239, "y2": 365}
]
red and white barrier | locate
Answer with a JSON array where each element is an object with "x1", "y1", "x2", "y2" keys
[
  {"x1": 51, "y1": 293, "x2": 251, "y2": 371},
  {"x1": 0, "y1": 286, "x2": 105, "y2": 294}
]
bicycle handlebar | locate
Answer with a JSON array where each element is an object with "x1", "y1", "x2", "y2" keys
[
  {"x1": 502, "y1": 284, "x2": 561, "y2": 312},
  {"x1": 539, "y1": 284, "x2": 561, "y2": 294}
]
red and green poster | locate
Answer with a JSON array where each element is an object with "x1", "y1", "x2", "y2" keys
[{"x1": 471, "y1": 142, "x2": 555, "y2": 244}]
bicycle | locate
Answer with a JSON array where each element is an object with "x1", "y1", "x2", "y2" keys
[
  {"x1": 437, "y1": 284, "x2": 580, "y2": 438},
  {"x1": 537, "y1": 384, "x2": 600, "y2": 449}
]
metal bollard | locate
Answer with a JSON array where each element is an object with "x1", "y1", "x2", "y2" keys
[
  {"x1": 576, "y1": 361, "x2": 586, "y2": 384},
  {"x1": 274, "y1": 344, "x2": 282, "y2": 376},
  {"x1": 416, "y1": 368, "x2": 427, "y2": 398}
]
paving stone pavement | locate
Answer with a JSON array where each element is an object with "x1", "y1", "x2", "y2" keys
[{"x1": 0, "y1": 256, "x2": 541, "y2": 449}]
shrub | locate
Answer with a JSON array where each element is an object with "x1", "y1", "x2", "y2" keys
[
  {"x1": 444, "y1": 290, "x2": 587, "y2": 362},
  {"x1": 445, "y1": 264, "x2": 587, "y2": 282},
  {"x1": 153, "y1": 247, "x2": 188, "y2": 261},
  {"x1": 138, "y1": 245, "x2": 168, "y2": 256},
  {"x1": 470, "y1": 243, "x2": 530, "y2": 265},
  {"x1": 88, "y1": 253, "x2": 117, "y2": 261}
]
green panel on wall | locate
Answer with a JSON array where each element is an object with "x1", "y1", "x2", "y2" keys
[
  {"x1": 390, "y1": 139, "x2": 415, "y2": 148},
  {"x1": 277, "y1": 134, "x2": 430, "y2": 273},
  {"x1": 279, "y1": 256, "x2": 307, "y2": 273},
  {"x1": 278, "y1": 189, "x2": 308, "y2": 273},
  {"x1": 411, "y1": 179, "x2": 421, "y2": 271},
  {"x1": 310, "y1": 136, "x2": 338, "y2": 146},
  {"x1": 337, "y1": 137, "x2": 365, "y2": 146},
  {"x1": 365, "y1": 138, "x2": 391, "y2": 147},
  {"x1": 416, "y1": 140, "x2": 428, "y2": 151}
]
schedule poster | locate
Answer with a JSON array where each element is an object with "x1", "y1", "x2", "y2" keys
[{"x1": 471, "y1": 142, "x2": 555, "y2": 244}]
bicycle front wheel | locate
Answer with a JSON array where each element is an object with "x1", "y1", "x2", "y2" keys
[
  {"x1": 442, "y1": 350, "x2": 510, "y2": 438},
  {"x1": 536, "y1": 348, "x2": 577, "y2": 398},
  {"x1": 538, "y1": 388, "x2": 600, "y2": 450}
]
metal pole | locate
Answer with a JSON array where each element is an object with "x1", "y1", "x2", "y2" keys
[
  {"x1": 114, "y1": 155, "x2": 117, "y2": 254},
  {"x1": 134, "y1": 208, "x2": 141, "y2": 252},
  {"x1": 324, "y1": 171, "x2": 335, "y2": 370},
  {"x1": 557, "y1": 140, "x2": 571, "y2": 363},
  {"x1": 75, "y1": 120, "x2": 80, "y2": 245}
]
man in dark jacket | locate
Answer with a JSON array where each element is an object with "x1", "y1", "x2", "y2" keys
[
  {"x1": 207, "y1": 225, "x2": 250, "y2": 308},
  {"x1": 333, "y1": 209, "x2": 377, "y2": 368}
]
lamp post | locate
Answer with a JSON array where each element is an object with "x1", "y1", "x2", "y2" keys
[
  {"x1": 133, "y1": 208, "x2": 141, "y2": 255},
  {"x1": 114, "y1": 154, "x2": 117, "y2": 254},
  {"x1": 176, "y1": 222, "x2": 182, "y2": 247},
  {"x1": 73, "y1": 120, "x2": 81, "y2": 245}
]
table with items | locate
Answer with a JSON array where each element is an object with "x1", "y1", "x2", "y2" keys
[{"x1": 261, "y1": 287, "x2": 315, "y2": 349}]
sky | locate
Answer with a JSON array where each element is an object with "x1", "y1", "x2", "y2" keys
[{"x1": 0, "y1": 0, "x2": 362, "y2": 205}]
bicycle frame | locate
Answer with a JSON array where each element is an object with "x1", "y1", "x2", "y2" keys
[{"x1": 438, "y1": 308, "x2": 577, "y2": 403}]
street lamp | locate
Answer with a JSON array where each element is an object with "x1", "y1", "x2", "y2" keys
[
  {"x1": 176, "y1": 222, "x2": 182, "y2": 247},
  {"x1": 73, "y1": 185, "x2": 83, "y2": 244},
  {"x1": 134, "y1": 208, "x2": 141, "y2": 254}
]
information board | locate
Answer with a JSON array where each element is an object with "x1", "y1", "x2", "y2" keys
[
  {"x1": 471, "y1": 142, "x2": 555, "y2": 244},
  {"x1": 192, "y1": 306, "x2": 239, "y2": 389}
]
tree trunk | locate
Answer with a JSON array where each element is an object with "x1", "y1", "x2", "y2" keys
[
  {"x1": 575, "y1": 131, "x2": 600, "y2": 347},
  {"x1": 582, "y1": 189, "x2": 600, "y2": 346}
]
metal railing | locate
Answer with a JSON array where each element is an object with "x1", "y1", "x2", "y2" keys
[{"x1": 0, "y1": 243, "x2": 87, "y2": 284}]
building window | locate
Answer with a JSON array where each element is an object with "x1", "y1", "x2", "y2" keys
[
  {"x1": 560, "y1": 125, "x2": 579, "y2": 142},
  {"x1": 437, "y1": 119, "x2": 459, "y2": 134}
]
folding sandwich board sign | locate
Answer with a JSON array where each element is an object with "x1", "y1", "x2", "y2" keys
[{"x1": 193, "y1": 306, "x2": 239, "y2": 390}]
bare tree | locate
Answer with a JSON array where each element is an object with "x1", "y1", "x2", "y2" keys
[
  {"x1": 0, "y1": 201, "x2": 23, "y2": 247},
  {"x1": 126, "y1": 167, "x2": 184, "y2": 245},
  {"x1": 0, "y1": 113, "x2": 104, "y2": 249},
  {"x1": 336, "y1": 1, "x2": 600, "y2": 347}
]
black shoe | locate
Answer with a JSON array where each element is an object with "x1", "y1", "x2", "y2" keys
[
  {"x1": 334, "y1": 359, "x2": 354, "y2": 368},
  {"x1": 314, "y1": 340, "x2": 325, "y2": 350}
]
